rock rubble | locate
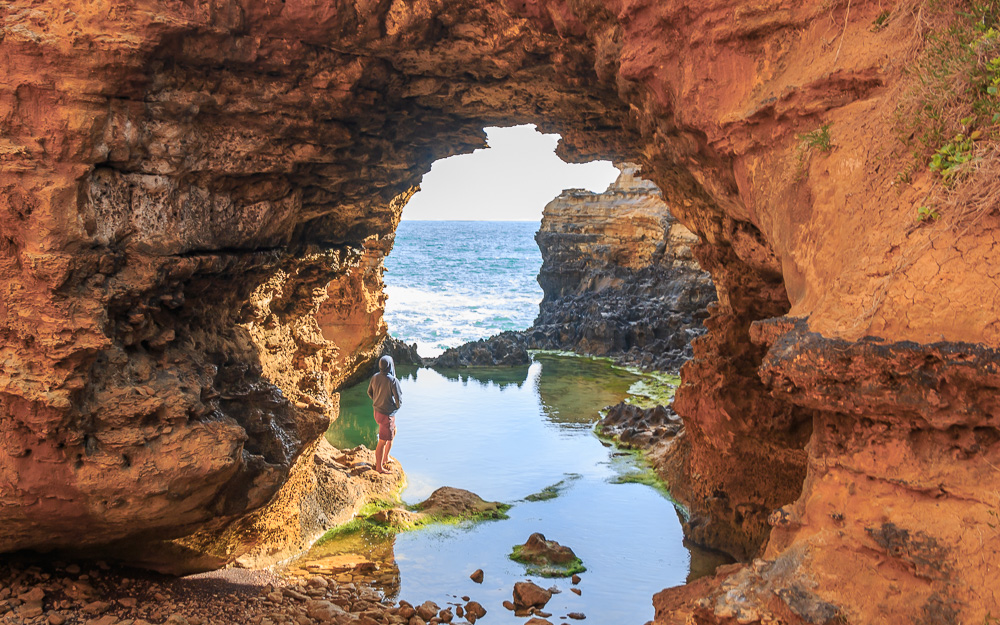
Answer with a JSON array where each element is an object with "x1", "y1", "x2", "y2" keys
[{"x1": 0, "y1": 559, "x2": 494, "y2": 625}]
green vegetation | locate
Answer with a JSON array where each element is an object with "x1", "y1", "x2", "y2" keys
[
  {"x1": 798, "y1": 123, "x2": 834, "y2": 153},
  {"x1": 358, "y1": 498, "x2": 398, "y2": 516},
  {"x1": 315, "y1": 497, "x2": 510, "y2": 545},
  {"x1": 509, "y1": 545, "x2": 587, "y2": 578},
  {"x1": 897, "y1": 1, "x2": 1000, "y2": 163},
  {"x1": 871, "y1": 10, "x2": 892, "y2": 32},
  {"x1": 916, "y1": 205, "x2": 941, "y2": 222},
  {"x1": 624, "y1": 371, "x2": 681, "y2": 409},
  {"x1": 611, "y1": 468, "x2": 669, "y2": 491},
  {"x1": 315, "y1": 517, "x2": 397, "y2": 544},
  {"x1": 524, "y1": 475, "x2": 581, "y2": 502},
  {"x1": 929, "y1": 129, "x2": 981, "y2": 180},
  {"x1": 794, "y1": 123, "x2": 834, "y2": 179}
]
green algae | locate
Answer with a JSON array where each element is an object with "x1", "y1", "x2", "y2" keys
[
  {"x1": 523, "y1": 474, "x2": 581, "y2": 502},
  {"x1": 623, "y1": 372, "x2": 681, "y2": 409},
  {"x1": 509, "y1": 544, "x2": 587, "y2": 578},
  {"x1": 316, "y1": 499, "x2": 511, "y2": 546}
]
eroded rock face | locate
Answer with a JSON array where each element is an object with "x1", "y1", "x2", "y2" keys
[
  {"x1": 529, "y1": 163, "x2": 716, "y2": 371},
  {"x1": 431, "y1": 331, "x2": 531, "y2": 367},
  {"x1": 0, "y1": 0, "x2": 630, "y2": 561},
  {"x1": 2, "y1": 1, "x2": 999, "y2": 622}
]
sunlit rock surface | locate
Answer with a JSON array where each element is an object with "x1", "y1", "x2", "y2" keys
[
  {"x1": 1, "y1": 1, "x2": 998, "y2": 622},
  {"x1": 528, "y1": 163, "x2": 716, "y2": 371}
]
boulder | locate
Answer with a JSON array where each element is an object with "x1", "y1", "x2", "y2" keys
[
  {"x1": 518, "y1": 533, "x2": 578, "y2": 565},
  {"x1": 413, "y1": 487, "x2": 508, "y2": 520},
  {"x1": 512, "y1": 581, "x2": 552, "y2": 609}
]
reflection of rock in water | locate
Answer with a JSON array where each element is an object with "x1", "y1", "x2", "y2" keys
[
  {"x1": 290, "y1": 532, "x2": 402, "y2": 602},
  {"x1": 535, "y1": 355, "x2": 639, "y2": 425},
  {"x1": 684, "y1": 537, "x2": 735, "y2": 584},
  {"x1": 433, "y1": 364, "x2": 531, "y2": 390}
]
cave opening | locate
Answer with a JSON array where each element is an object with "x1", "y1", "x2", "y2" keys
[
  {"x1": 7, "y1": 1, "x2": 995, "y2": 622},
  {"x1": 302, "y1": 122, "x2": 733, "y2": 622},
  {"x1": 384, "y1": 123, "x2": 618, "y2": 357}
]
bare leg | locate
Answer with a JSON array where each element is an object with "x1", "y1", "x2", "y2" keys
[
  {"x1": 383, "y1": 439, "x2": 394, "y2": 466},
  {"x1": 375, "y1": 439, "x2": 387, "y2": 472}
]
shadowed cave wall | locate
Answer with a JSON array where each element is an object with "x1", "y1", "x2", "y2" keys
[{"x1": 1, "y1": 0, "x2": 999, "y2": 622}]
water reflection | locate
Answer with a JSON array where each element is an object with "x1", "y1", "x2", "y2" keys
[
  {"x1": 312, "y1": 353, "x2": 711, "y2": 624},
  {"x1": 534, "y1": 355, "x2": 640, "y2": 426},
  {"x1": 432, "y1": 365, "x2": 531, "y2": 389}
]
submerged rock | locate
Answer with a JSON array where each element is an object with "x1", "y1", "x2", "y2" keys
[
  {"x1": 430, "y1": 331, "x2": 530, "y2": 367},
  {"x1": 318, "y1": 486, "x2": 509, "y2": 540},
  {"x1": 370, "y1": 507, "x2": 422, "y2": 529}
]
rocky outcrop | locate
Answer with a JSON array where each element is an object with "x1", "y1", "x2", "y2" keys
[
  {"x1": 600, "y1": 402, "x2": 683, "y2": 449},
  {"x1": 2, "y1": 1, "x2": 999, "y2": 623},
  {"x1": 168, "y1": 442, "x2": 404, "y2": 573},
  {"x1": 379, "y1": 336, "x2": 423, "y2": 367},
  {"x1": 430, "y1": 331, "x2": 530, "y2": 367},
  {"x1": 527, "y1": 163, "x2": 716, "y2": 371}
]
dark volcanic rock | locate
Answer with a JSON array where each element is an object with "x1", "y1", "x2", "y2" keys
[
  {"x1": 600, "y1": 402, "x2": 683, "y2": 448},
  {"x1": 380, "y1": 335, "x2": 423, "y2": 367},
  {"x1": 430, "y1": 331, "x2": 530, "y2": 367},
  {"x1": 526, "y1": 164, "x2": 716, "y2": 372}
]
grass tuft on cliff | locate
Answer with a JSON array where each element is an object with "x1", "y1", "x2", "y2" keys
[
  {"x1": 897, "y1": 0, "x2": 999, "y2": 154},
  {"x1": 895, "y1": 0, "x2": 1000, "y2": 224}
]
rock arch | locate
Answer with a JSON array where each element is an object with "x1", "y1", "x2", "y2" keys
[{"x1": 2, "y1": 1, "x2": 998, "y2": 622}]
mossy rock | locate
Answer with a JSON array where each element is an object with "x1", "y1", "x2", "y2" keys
[
  {"x1": 509, "y1": 533, "x2": 586, "y2": 578},
  {"x1": 412, "y1": 486, "x2": 510, "y2": 521},
  {"x1": 317, "y1": 487, "x2": 510, "y2": 544}
]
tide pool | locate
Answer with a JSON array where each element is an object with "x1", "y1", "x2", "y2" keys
[{"x1": 306, "y1": 353, "x2": 725, "y2": 624}]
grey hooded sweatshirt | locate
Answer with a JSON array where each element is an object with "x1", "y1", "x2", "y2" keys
[{"x1": 367, "y1": 355, "x2": 402, "y2": 416}]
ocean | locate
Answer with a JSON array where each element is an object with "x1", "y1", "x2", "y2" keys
[{"x1": 383, "y1": 220, "x2": 543, "y2": 357}]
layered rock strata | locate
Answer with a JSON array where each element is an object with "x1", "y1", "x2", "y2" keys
[
  {"x1": 1, "y1": 1, "x2": 999, "y2": 623},
  {"x1": 528, "y1": 163, "x2": 716, "y2": 372}
]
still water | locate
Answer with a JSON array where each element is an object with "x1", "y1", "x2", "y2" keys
[{"x1": 313, "y1": 353, "x2": 708, "y2": 624}]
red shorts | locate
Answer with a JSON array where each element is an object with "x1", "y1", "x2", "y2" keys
[{"x1": 373, "y1": 410, "x2": 396, "y2": 441}]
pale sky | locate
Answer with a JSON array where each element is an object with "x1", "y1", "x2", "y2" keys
[{"x1": 402, "y1": 124, "x2": 619, "y2": 221}]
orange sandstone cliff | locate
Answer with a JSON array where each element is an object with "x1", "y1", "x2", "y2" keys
[
  {"x1": 1, "y1": 1, "x2": 998, "y2": 623},
  {"x1": 529, "y1": 163, "x2": 716, "y2": 371}
]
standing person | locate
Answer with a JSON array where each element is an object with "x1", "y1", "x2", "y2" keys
[{"x1": 367, "y1": 355, "x2": 402, "y2": 474}]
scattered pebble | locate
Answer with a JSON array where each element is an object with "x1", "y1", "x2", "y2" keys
[{"x1": 0, "y1": 558, "x2": 489, "y2": 625}]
